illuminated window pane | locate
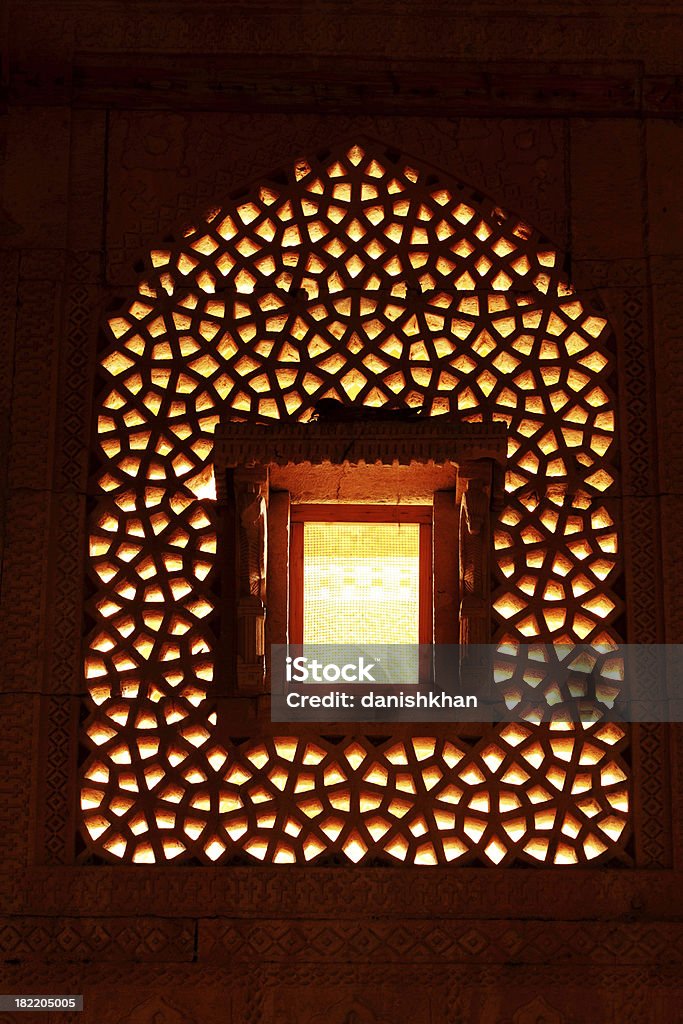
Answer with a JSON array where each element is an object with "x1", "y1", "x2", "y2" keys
[{"x1": 303, "y1": 522, "x2": 420, "y2": 644}]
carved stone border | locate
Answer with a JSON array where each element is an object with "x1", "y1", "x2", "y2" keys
[
  {"x1": 40, "y1": 251, "x2": 100, "y2": 865},
  {"x1": 216, "y1": 418, "x2": 508, "y2": 470},
  {"x1": 0, "y1": 958, "x2": 682, "y2": 1024},
  {"x1": 578, "y1": 259, "x2": 670, "y2": 867}
]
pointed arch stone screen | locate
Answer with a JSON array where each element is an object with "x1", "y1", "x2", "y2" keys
[{"x1": 82, "y1": 141, "x2": 628, "y2": 866}]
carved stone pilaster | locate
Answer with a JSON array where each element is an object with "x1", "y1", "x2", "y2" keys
[
  {"x1": 458, "y1": 460, "x2": 494, "y2": 651},
  {"x1": 233, "y1": 467, "x2": 269, "y2": 693}
]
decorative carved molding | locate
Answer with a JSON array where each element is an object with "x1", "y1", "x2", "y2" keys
[
  {"x1": 0, "y1": 917, "x2": 195, "y2": 962},
  {"x1": 308, "y1": 997, "x2": 389, "y2": 1024},
  {"x1": 118, "y1": 996, "x2": 195, "y2": 1024},
  {"x1": 15, "y1": 53, "x2": 683, "y2": 121},
  {"x1": 1, "y1": 253, "x2": 64, "y2": 885},
  {"x1": 4, "y1": 958, "x2": 683, "y2": 1024},
  {"x1": 5, "y1": 908, "x2": 683, "y2": 970},
  {"x1": 42, "y1": 250, "x2": 100, "y2": 866},
  {"x1": 512, "y1": 996, "x2": 564, "y2": 1024},
  {"x1": 458, "y1": 460, "x2": 494, "y2": 649},
  {"x1": 198, "y1": 917, "x2": 683, "y2": 965},
  {"x1": 216, "y1": 419, "x2": 508, "y2": 470},
  {"x1": 233, "y1": 466, "x2": 269, "y2": 693},
  {"x1": 22, "y1": 862, "x2": 680, "y2": 918}
]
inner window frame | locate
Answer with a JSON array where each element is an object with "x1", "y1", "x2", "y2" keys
[{"x1": 288, "y1": 503, "x2": 433, "y2": 646}]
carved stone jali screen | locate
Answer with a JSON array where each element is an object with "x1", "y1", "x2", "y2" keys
[{"x1": 77, "y1": 140, "x2": 634, "y2": 869}]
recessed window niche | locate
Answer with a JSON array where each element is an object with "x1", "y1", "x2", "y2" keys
[{"x1": 214, "y1": 416, "x2": 507, "y2": 692}]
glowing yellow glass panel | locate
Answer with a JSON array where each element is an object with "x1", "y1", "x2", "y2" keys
[{"x1": 303, "y1": 521, "x2": 420, "y2": 643}]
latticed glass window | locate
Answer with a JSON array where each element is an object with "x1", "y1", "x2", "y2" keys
[
  {"x1": 81, "y1": 141, "x2": 629, "y2": 867},
  {"x1": 290, "y1": 505, "x2": 432, "y2": 646}
]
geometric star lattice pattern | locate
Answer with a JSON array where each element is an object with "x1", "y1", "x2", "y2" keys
[{"x1": 82, "y1": 141, "x2": 629, "y2": 865}]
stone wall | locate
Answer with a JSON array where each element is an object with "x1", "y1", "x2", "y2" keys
[{"x1": 1, "y1": 2, "x2": 682, "y2": 1021}]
